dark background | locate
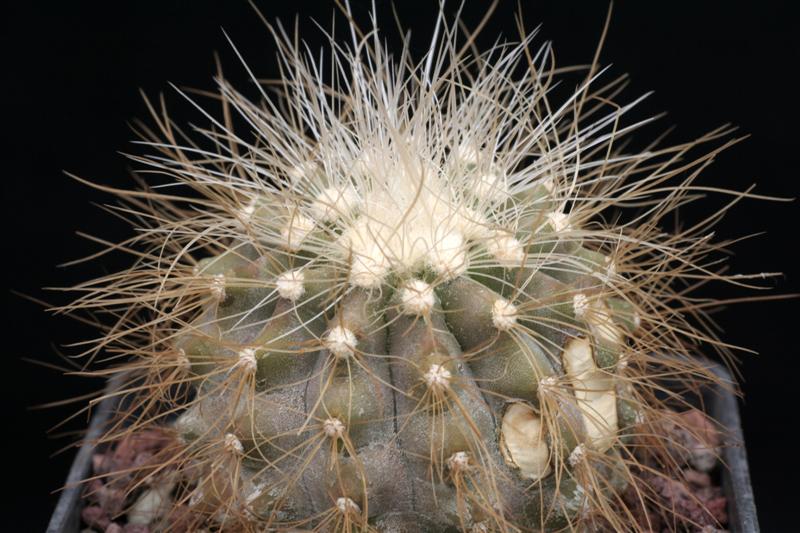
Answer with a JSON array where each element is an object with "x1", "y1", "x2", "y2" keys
[{"x1": 5, "y1": 1, "x2": 798, "y2": 530}]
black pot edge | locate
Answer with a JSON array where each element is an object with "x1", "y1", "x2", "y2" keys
[
  {"x1": 46, "y1": 374, "x2": 124, "y2": 533},
  {"x1": 47, "y1": 364, "x2": 759, "y2": 532},
  {"x1": 708, "y1": 364, "x2": 759, "y2": 533}
]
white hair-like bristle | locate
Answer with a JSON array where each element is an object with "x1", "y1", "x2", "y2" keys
[
  {"x1": 175, "y1": 349, "x2": 191, "y2": 373},
  {"x1": 424, "y1": 363, "x2": 451, "y2": 389},
  {"x1": 325, "y1": 326, "x2": 357, "y2": 359},
  {"x1": 446, "y1": 451, "x2": 471, "y2": 472},
  {"x1": 573, "y1": 293, "x2": 589, "y2": 318},
  {"x1": 486, "y1": 231, "x2": 525, "y2": 266},
  {"x1": 568, "y1": 443, "x2": 586, "y2": 467},
  {"x1": 429, "y1": 231, "x2": 468, "y2": 280},
  {"x1": 223, "y1": 433, "x2": 244, "y2": 455},
  {"x1": 209, "y1": 273, "x2": 226, "y2": 300},
  {"x1": 323, "y1": 417, "x2": 345, "y2": 439},
  {"x1": 311, "y1": 185, "x2": 359, "y2": 223},
  {"x1": 281, "y1": 211, "x2": 316, "y2": 251},
  {"x1": 547, "y1": 211, "x2": 570, "y2": 232},
  {"x1": 276, "y1": 269, "x2": 305, "y2": 301},
  {"x1": 492, "y1": 298, "x2": 519, "y2": 330},
  {"x1": 453, "y1": 144, "x2": 481, "y2": 166},
  {"x1": 336, "y1": 497, "x2": 360, "y2": 515},
  {"x1": 473, "y1": 170, "x2": 509, "y2": 203},
  {"x1": 287, "y1": 161, "x2": 319, "y2": 182},
  {"x1": 400, "y1": 279, "x2": 435, "y2": 315},
  {"x1": 235, "y1": 347, "x2": 258, "y2": 375}
]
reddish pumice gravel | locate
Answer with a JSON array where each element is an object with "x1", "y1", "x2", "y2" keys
[
  {"x1": 616, "y1": 409, "x2": 728, "y2": 533},
  {"x1": 80, "y1": 428, "x2": 185, "y2": 533}
]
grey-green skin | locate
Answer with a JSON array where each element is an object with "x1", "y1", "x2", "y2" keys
[{"x1": 173, "y1": 229, "x2": 640, "y2": 532}]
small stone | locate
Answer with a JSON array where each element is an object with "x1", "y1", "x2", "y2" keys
[
  {"x1": 123, "y1": 525, "x2": 150, "y2": 533},
  {"x1": 700, "y1": 526, "x2": 728, "y2": 533},
  {"x1": 133, "y1": 451, "x2": 154, "y2": 469},
  {"x1": 680, "y1": 409, "x2": 722, "y2": 472},
  {"x1": 655, "y1": 408, "x2": 721, "y2": 472},
  {"x1": 164, "y1": 504, "x2": 193, "y2": 531},
  {"x1": 127, "y1": 482, "x2": 174, "y2": 525},
  {"x1": 684, "y1": 468, "x2": 711, "y2": 487},
  {"x1": 86, "y1": 479, "x2": 105, "y2": 504},
  {"x1": 112, "y1": 429, "x2": 172, "y2": 469},
  {"x1": 81, "y1": 505, "x2": 110, "y2": 530},
  {"x1": 645, "y1": 472, "x2": 726, "y2": 528},
  {"x1": 93, "y1": 453, "x2": 112, "y2": 475},
  {"x1": 98, "y1": 486, "x2": 126, "y2": 515}
]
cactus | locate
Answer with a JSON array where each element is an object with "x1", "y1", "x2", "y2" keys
[{"x1": 59, "y1": 5, "x2": 776, "y2": 533}]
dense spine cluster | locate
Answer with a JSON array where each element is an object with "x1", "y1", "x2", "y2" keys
[{"x1": 60, "y1": 5, "x2": 768, "y2": 532}]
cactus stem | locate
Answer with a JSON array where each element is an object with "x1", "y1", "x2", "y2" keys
[{"x1": 56, "y1": 4, "x2": 768, "y2": 530}]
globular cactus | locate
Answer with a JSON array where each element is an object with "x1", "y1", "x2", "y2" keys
[{"x1": 61, "y1": 5, "x2": 771, "y2": 533}]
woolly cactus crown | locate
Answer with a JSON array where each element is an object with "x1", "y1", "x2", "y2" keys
[{"x1": 59, "y1": 4, "x2": 774, "y2": 532}]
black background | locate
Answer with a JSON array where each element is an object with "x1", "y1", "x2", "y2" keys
[{"x1": 5, "y1": 1, "x2": 798, "y2": 530}]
